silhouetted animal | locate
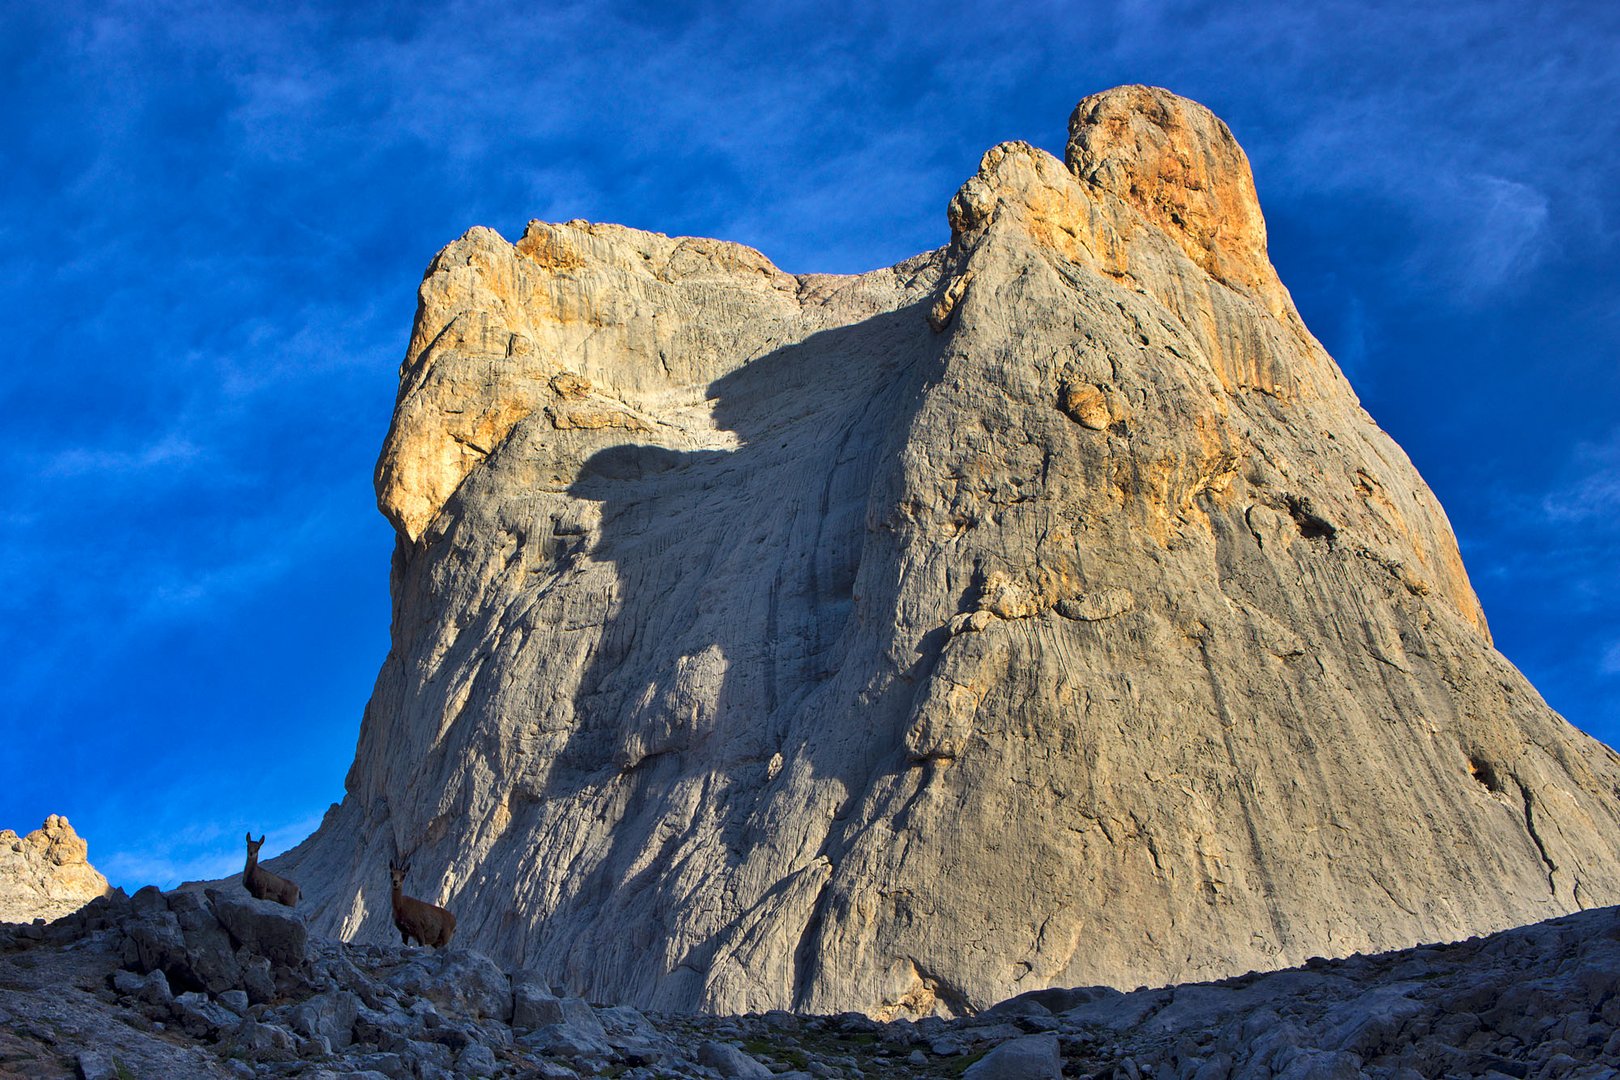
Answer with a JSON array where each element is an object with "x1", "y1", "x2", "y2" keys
[
  {"x1": 389, "y1": 859, "x2": 456, "y2": 949},
  {"x1": 243, "y1": 832, "x2": 300, "y2": 907}
]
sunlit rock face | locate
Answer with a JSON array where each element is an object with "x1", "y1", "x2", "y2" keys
[
  {"x1": 275, "y1": 85, "x2": 1620, "y2": 1017},
  {"x1": 0, "y1": 816, "x2": 112, "y2": 924}
]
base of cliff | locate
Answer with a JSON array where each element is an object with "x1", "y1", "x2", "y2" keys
[{"x1": 2, "y1": 891, "x2": 1618, "y2": 1079}]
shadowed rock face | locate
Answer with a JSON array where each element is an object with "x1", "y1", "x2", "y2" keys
[{"x1": 274, "y1": 85, "x2": 1620, "y2": 1017}]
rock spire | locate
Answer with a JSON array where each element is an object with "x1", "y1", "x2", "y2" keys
[
  {"x1": 0, "y1": 815, "x2": 113, "y2": 925},
  {"x1": 273, "y1": 85, "x2": 1620, "y2": 1016}
]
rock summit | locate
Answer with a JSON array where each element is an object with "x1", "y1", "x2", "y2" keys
[
  {"x1": 272, "y1": 86, "x2": 1620, "y2": 1016},
  {"x1": 0, "y1": 815, "x2": 112, "y2": 925}
]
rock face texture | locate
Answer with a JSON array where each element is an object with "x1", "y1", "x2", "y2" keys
[
  {"x1": 0, "y1": 815, "x2": 112, "y2": 925},
  {"x1": 275, "y1": 85, "x2": 1620, "y2": 1016}
]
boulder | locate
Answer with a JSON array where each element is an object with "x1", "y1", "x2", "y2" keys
[
  {"x1": 128, "y1": 884, "x2": 168, "y2": 919},
  {"x1": 239, "y1": 954, "x2": 276, "y2": 1005},
  {"x1": 384, "y1": 947, "x2": 511, "y2": 1023},
  {"x1": 518, "y1": 997, "x2": 613, "y2": 1060},
  {"x1": 168, "y1": 890, "x2": 243, "y2": 993},
  {"x1": 207, "y1": 888, "x2": 309, "y2": 968},
  {"x1": 962, "y1": 1033, "x2": 1062, "y2": 1079},
  {"x1": 697, "y1": 1040, "x2": 775, "y2": 1079},
  {"x1": 511, "y1": 969, "x2": 559, "y2": 1029},
  {"x1": 112, "y1": 966, "x2": 173, "y2": 1007},
  {"x1": 172, "y1": 989, "x2": 239, "y2": 1038},
  {"x1": 123, "y1": 906, "x2": 216, "y2": 994},
  {"x1": 286, "y1": 989, "x2": 361, "y2": 1049},
  {"x1": 74, "y1": 1050, "x2": 119, "y2": 1080},
  {"x1": 455, "y1": 1042, "x2": 498, "y2": 1077}
]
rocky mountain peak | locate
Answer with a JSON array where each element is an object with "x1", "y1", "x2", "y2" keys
[
  {"x1": 276, "y1": 86, "x2": 1620, "y2": 1018},
  {"x1": 1067, "y1": 84, "x2": 1276, "y2": 300},
  {"x1": 0, "y1": 815, "x2": 112, "y2": 925}
]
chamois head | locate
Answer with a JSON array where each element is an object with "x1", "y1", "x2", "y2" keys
[
  {"x1": 389, "y1": 858, "x2": 410, "y2": 889},
  {"x1": 246, "y1": 833, "x2": 265, "y2": 859}
]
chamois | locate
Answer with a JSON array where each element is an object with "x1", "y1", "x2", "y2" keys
[
  {"x1": 389, "y1": 859, "x2": 456, "y2": 949},
  {"x1": 242, "y1": 832, "x2": 301, "y2": 907}
]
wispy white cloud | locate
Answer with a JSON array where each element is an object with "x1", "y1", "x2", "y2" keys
[
  {"x1": 1602, "y1": 642, "x2": 1620, "y2": 677},
  {"x1": 1401, "y1": 174, "x2": 1552, "y2": 297},
  {"x1": 1541, "y1": 430, "x2": 1620, "y2": 525},
  {"x1": 41, "y1": 432, "x2": 206, "y2": 479},
  {"x1": 99, "y1": 849, "x2": 242, "y2": 893},
  {"x1": 0, "y1": 473, "x2": 370, "y2": 709},
  {"x1": 98, "y1": 810, "x2": 324, "y2": 891},
  {"x1": 1120, "y1": 1, "x2": 1617, "y2": 304},
  {"x1": 134, "y1": 549, "x2": 295, "y2": 622}
]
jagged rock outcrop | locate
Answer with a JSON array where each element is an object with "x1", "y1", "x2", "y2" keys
[
  {"x1": 274, "y1": 85, "x2": 1620, "y2": 1016},
  {"x1": 0, "y1": 815, "x2": 112, "y2": 925}
]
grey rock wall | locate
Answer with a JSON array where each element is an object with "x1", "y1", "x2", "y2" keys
[{"x1": 272, "y1": 85, "x2": 1620, "y2": 1017}]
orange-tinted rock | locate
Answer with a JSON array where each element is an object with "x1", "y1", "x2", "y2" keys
[{"x1": 0, "y1": 816, "x2": 112, "y2": 924}]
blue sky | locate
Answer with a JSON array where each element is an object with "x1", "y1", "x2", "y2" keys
[{"x1": 3, "y1": 0, "x2": 1617, "y2": 891}]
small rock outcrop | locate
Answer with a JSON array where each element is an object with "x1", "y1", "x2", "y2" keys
[
  {"x1": 272, "y1": 85, "x2": 1620, "y2": 1015},
  {"x1": 0, "y1": 815, "x2": 112, "y2": 925}
]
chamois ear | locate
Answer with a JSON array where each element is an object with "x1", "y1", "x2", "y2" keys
[
  {"x1": 245, "y1": 831, "x2": 253, "y2": 843},
  {"x1": 256, "y1": 835, "x2": 265, "y2": 846}
]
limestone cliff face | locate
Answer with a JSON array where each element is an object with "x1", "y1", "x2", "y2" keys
[
  {"x1": 0, "y1": 816, "x2": 112, "y2": 924},
  {"x1": 276, "y1": 86, "x2": 1620, "y2": 1016}
]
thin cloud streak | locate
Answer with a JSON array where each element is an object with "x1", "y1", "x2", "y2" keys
[
  {"x1": 1125, "y1": 1, "x2": 1619, "y2": 303},
  {"x1": 1541, "y1": 430, "x2": 1620, "y2": 525},
  {"x1": 98, "y1": 811, "x2": 326, "y2": 892},
  {"x1": 41, "y1": 433, "x2": 207, "y2": 480}
]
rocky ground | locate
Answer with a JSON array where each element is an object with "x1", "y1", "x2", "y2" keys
[{"x1": 1, "y1": 890, "x2": 1617, "y2": 1079}]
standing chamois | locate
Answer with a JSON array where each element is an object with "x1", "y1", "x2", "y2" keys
[
  {"x1": 389, "y1": 858, "x2": 456, "y2": 949},
  {"x1": 243, "y1": 832, "x2": 301, "y2": 907}
]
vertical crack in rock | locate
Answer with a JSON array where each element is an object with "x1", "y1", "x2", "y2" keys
[
  {"x1": 790, "y1": 878, "x2": 833, "y2": 1013},
  {"x1": 1512, "y1": 775, "x2": 1560, "y2": 898}
]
